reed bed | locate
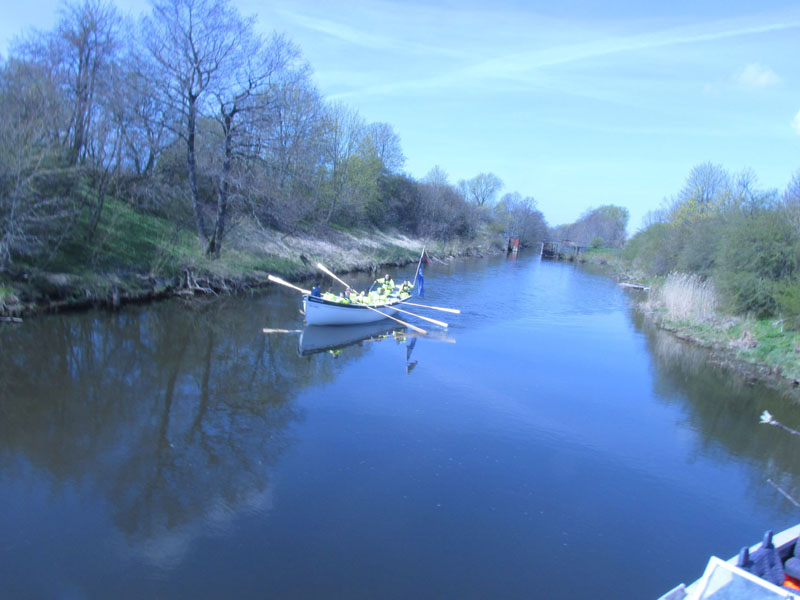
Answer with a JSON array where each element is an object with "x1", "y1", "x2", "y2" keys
[{"x1": 648, "y1": 272, "x2": 719, "y2": 322}]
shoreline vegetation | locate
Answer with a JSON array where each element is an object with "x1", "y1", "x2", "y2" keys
[
  {"x1": 578, "y1": 248, "x2": 800, "y2": 399},
  {"x1": 0, "y1": 216, "x2": 506, "y2": 318}
]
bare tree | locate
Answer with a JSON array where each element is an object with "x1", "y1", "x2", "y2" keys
[
  {"x1": 252, "y1": 58, "x2": 324, "y2": 232},
  {"x1": 677, "y1": 162, "x2": 731, "y2": 209},
  {"x1": 320, "y1": 101, "x2": 365, "y2": 223},
  {"x1": 117, "y1": 48, "x2": 175, "y2": 178},
  {"x1": 786, "y1": 170, "x2": 800, "y2": 206},
  {"x1": 458, "y1": 172, "x2": 504, "y2": 207},
  {"x1": 779, "y1": 169, "x2": 800, "y2": 240},
  {"x1": 204, "y1": 33, "x2": 308, "y2": 255},
  {"x1": 558, "y1": 205, "x2": 629, "y2": 247},
  {"x1": 362, "y1": 122, "x2": 405, "y2": 174},
  {"x1": 495, "y1": 192, "x2": 547, "y2": 247},
  {"x1": 57, "y1": 0, "x2": 121, "y2": 164},
  {"x1": 142, "y1": 0, "x2": 252, "y2": 246},
  {"x1": 423, "y1": 165, "x2": 450, "y2": 187},
  {"x1": 0, "y1": 60, "x2": 79, "y2": 270},
  {"x1": 12, "y1": 0, "x2": 122, "y2": 167}
]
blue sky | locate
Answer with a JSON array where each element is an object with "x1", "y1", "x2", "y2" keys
[{"x1": 3, "y1": 0, "x2": 799, "y2": 230}]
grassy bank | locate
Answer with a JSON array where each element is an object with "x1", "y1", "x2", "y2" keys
[
  {"x1": 643, "y1": 273, "x2": 800, "y2": 385},
  {"x1": 575, "y1": 249, "x2": 800, "y2": 394},
  {"x1": 0, "y1": 197, "x2": 505, "y2": 318}
]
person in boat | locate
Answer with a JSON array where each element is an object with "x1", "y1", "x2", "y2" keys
[
  {"x1": 311, "y1": 283, "x2": 321, "y2": 297},
  {"x1": 373, "y1": 274, "x2": 395, "y2": 295},
  {"x1": 382, "y1": 274, "x2": 395, "y2": 295},
  {"x1": 349, "y1": 288, "x2": 366, "y2": 304}
]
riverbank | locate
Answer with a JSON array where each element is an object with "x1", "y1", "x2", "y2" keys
[
  {"x1": 577, "y1": 248, "x2": 800, "y2": 398},
  {"x1": 0, "y1": 217, "x2": 505, "y2": 319}
]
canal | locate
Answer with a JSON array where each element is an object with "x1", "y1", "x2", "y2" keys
[{"x1": 0, "y1": 254, "x2": 798, "y2": 599}]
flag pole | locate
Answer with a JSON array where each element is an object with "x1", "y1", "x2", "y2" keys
[{"x1": 413, "y1": 245, "x2": 426, "y2": 288}]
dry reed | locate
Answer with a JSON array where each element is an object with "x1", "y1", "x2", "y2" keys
[{"x1": 649, "y1": 272, "x2": 719, "y2": 322}]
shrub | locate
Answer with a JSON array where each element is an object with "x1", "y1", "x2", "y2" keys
[
  {"x1": 675, "y1": 215, "x2": 721, "y2": 277},
  {"x1": 715, "y1": 210, "x2": 800, "y2": 317},
  {"x1": 622, "y1": 223, "x2": 678, "y2": 276}
]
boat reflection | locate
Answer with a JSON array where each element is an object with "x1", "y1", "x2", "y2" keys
[
  {"x1": 298, "y1": 322, "x2": 409, "y2": 357},
  {"x1": 298, "y1": 321, "x2": 455, "y2": 377}
]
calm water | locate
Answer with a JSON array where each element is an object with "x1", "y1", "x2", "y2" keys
[{"x1": 1, "y1": 254, "x2": 798, "y2": 599}]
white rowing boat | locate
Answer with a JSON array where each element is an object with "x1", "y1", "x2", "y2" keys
[
  {"x1": 302, "y1": 294, "x2": 406, "y2": 326},
  {"x1": 270, "y1": 248, "x2": 446, "y2": 331}
]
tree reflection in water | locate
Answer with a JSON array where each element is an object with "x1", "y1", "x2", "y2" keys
[
  {"x1": 0, "y1": 298, "x2": 360, "y2": 567},
  {"x1": 633, "y1": 311, "x2": 800, "y2": 515}
]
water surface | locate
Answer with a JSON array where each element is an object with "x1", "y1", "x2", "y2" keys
[{"x1": 1, "y1": 254, "x2": 798, "y2": 599}]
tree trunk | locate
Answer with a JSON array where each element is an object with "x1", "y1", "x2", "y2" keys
[
  {"x1": 187, "y1": 97, "x2": 207, "y2": 243},
  {"x1": 208, "y1": 113, "x2": 233, "y2": 258}
]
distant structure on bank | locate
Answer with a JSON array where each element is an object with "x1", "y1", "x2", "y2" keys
[{"x1": 539, "y1": 240, "x2": 586, "y2": 260}]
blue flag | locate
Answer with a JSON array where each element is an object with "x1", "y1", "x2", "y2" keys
[{"x1": 416, "y1": 265, "x2": 424, "y2": 298}]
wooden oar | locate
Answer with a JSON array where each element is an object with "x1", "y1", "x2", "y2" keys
[
  {"x1": 400, "y1": 301, "x2": 461, "y2": 314},
  {"x1": 268, "y1": 274, "x2": 310, "y2": 295},
  {"x1": 357, "y1": 303, "x2": 428, "y2": 335},
  {"x1": 315, "y1": 263, "x2": 428, "y2": 335},
  {"x1": 391, "y1": 305, "x2": 448, "y2": 328},
  {"x1": 262, "y1": 328, "x2": 303, "y2": 334},
  {"x1": 315, "y1": 263, "x2": 350, "y2": 289}
]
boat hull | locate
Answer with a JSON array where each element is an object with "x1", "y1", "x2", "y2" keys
[{"x1": 303, "y1": 295, "x2": 402, "y2": 326}]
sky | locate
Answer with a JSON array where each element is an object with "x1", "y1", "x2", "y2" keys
[{"x1": 2, "y1": 0, "x2": 800, "y2": 231}]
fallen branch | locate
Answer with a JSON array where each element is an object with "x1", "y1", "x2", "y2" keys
[
  {"x1": 767, "y1": 479, "x2": 800, "y2": 508},
  {"x1": 760, "y1": 410, "x2": 800, "y2": 436}
]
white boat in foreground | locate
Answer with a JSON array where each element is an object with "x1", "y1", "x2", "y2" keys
[
  {"x1": 659, "y1": 523, "x2": 800, "y2": 599},
  {"x1": 302, "y1": 294, "x2": 406, "y2": 326}
]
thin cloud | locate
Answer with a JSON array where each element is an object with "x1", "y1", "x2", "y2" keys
[
  {"x1": 328, "y1": 11, "x2": 800, "y2": 100},
  {"x1": 276, "y1": 8, "x2": 467, "y2": 59},
  {"x1": 792, "y1": 110, "x2": 800, "y2": 135},
  {"x1": 466, "y1": 17, "x2": 800, "y2": 80},
  {"x1": 737, "y1": 63, "x2": 780, "y2": 88}
]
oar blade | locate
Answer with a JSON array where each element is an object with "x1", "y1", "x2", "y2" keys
[
  {"x1": 402, "y1": 301, "x2": 461, "y2": 314},
  {"x1": 268, "y1": 274, "x2": 311, "y2": 295}
]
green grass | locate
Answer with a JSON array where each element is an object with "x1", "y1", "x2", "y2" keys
[
  {"x1": 194, "y1": 249, "x2": 303, "y2": 280},
  {"x1": 46, "y1": 197, "x2": 201, "y2": 277},
  {"x1": 0, "y1": 283, "x2": 15, "y2": 305},
  {"x1": 737, "y1": 320, "x2": 800, "y2": 378},
  {"x1": 373, "y1": 244, "x2": 418, "y2": 265},
  {"x1": 578, "y1": 247, "x2": 630, "y2": 273},
  {"x1": 653, "y1": 311, "x2": 800, "y2": 381}
]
